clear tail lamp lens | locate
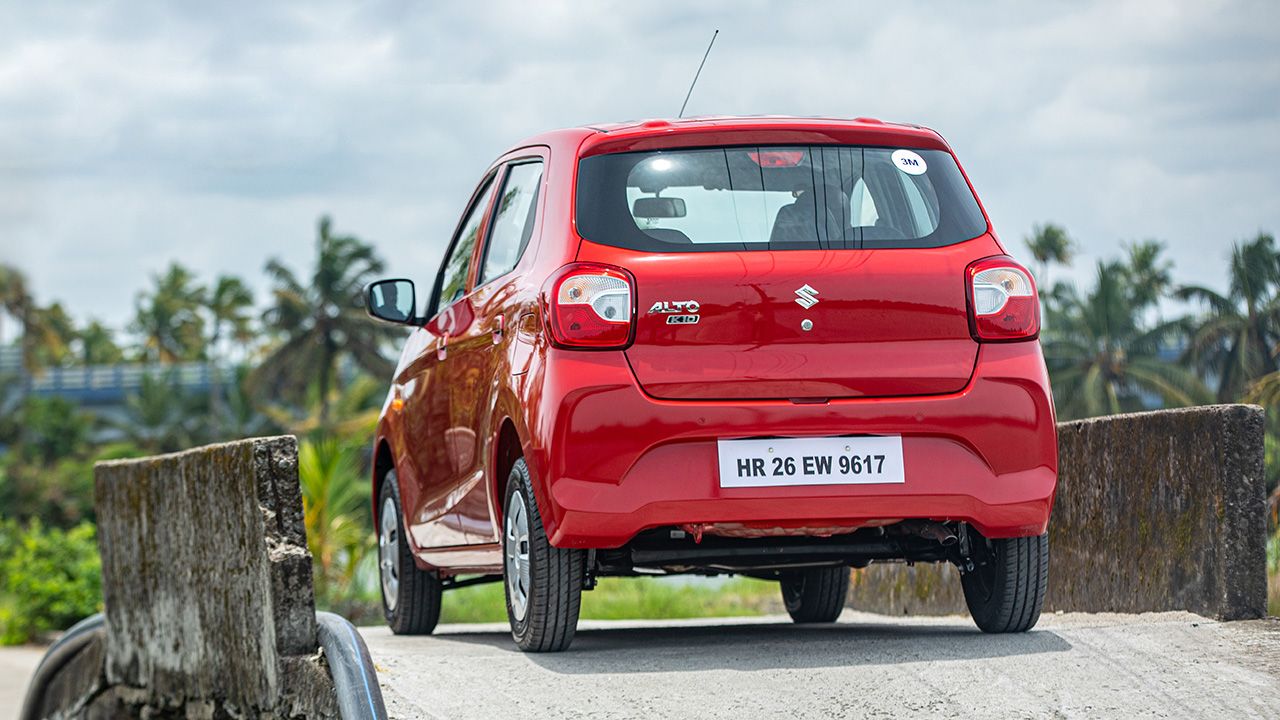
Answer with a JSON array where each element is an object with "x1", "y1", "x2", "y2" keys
[
  {"x1": 967, "y1": 257, "x2": 1039, "y2": 341},
  {"x1": 544, "y1": 263, "x2": 635, "y2": 349}
]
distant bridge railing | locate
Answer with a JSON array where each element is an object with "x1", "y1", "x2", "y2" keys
[{"x1": 16, "y1": 362, "x2": 220, "y2": 405}]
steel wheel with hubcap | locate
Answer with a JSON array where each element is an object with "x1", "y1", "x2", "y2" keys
[
  {"x1": 378, "y1": 471, "x2": 442, "y2": 635},
  {"x1": 504, "y1": 490, "x2": 531, "y2": 623},
  {"x1": 503, "y1": 458, "x2": 586, "y2": 652}
]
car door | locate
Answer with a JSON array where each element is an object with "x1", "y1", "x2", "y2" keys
[
  {"x1": 441, "y1": 154, "x2": 547, "y2": 543},
  {"x1": 400, "y1": 171, "x2": 499, "y2": 551},
  {"x1": 442, "y1": 154, "x2": 547, "y2": 540}
]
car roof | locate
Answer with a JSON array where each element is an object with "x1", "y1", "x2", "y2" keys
[{"x1": 508, "y1": 115, "x2": 951, "y2": 158}]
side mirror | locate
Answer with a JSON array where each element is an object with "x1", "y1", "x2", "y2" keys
[{"x1": 364, "y1": 279, "x2": 417, "y2": 325}]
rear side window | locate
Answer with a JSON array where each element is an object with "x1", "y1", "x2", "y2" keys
[
  {"x1": 478, "y1": 160, "x2": 544, "y2": 285},
  {"x1": 433, "y1": 175, "x2": 496, "y2": 314},
  {"x1": 575, "y1": 145, "x2": 987, "y2": 252}
]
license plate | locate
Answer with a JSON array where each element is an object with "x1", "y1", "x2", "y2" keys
[{"x1": 717, "y1": 436, "x2": 905, "y2": 488}]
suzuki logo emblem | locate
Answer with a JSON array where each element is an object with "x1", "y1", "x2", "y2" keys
[{"x1": 794, "y1": 284, "x2": 820, "y2": 309}]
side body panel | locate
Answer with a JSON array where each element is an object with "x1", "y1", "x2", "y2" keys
[{"x1": 373, "y1": 131, "x2": 590, "y2": 572}]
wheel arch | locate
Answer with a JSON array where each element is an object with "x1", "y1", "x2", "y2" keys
[
  {"x1": 492, "y1": 418, "x2": 525, "y2": 527},
  {"x1": 372, "y1": 436, "x2": 396, "y2": 528}
]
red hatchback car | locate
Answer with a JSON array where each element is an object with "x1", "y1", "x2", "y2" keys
[{"x1": 365, "y1": 116, "x2": 1057, "y2": 652}]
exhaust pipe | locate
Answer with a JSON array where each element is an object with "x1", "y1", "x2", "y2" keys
[{"x1": 892, "y1": 520, "x2": 958, "y2": 546}]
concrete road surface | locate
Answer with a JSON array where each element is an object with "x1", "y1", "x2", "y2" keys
[
  {"x1": 362, "y1": 611, "x2": 1280, "y2": 719},
  {"x1": 0, "y1": 644, "x2": 44, "y2": 720}
]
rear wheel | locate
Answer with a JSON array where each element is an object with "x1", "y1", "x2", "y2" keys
[
  {"x1": 504, "y1": 458, "x2": 586, "y2": 652},
  {"x1": 961, "y1": 529, "x2": 1049, "y2": 633},
  {"x1": 780, "y1": 567, "x2": 849, "y2": 623},
  {"x1": 378, "y1": 472, "x2": 442, "y2": 634}
]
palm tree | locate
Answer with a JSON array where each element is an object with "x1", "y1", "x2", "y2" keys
[
  {"x1": 1124, "y1": 240, "x2": 1173, "y2": 312},
  {"x1": 78, "y1": 320, "x2": 124, "y2": 365},
  {"x1": 1025, "y1": 223, "x2": 1074, "y2": 291},
  {"x1": 253, "y1": 217, "x2": 395, "y2": 425},
  {"x1": 205, "y1": 275, "x2": 254, "y2": 417},
  {"x1": 131, "y1": 263, "x2": 208, "y2": 363},
  {"x1": 1177, "y1": 232, "x2": 1280, "y2": 401},
  {"x1": 1043, "y1": 261, "x2": 1210, "y2": 419},
  {"x1": 25, "y1": 302, "x2": 78, "y2": 369},
  {"x1": 0, "y1": 264, "x2": 32, "y2": 353}
]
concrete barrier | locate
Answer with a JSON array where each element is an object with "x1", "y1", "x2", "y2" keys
[
  {"x1": 31, "y1": 436, "x2": 339, "y2": 717},
  {"x1": 848, "y1": 405, "x2": 1269, "y2": 621}
]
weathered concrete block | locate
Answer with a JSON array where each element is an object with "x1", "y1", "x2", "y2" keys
[
  {"x1": 848, "y1": 405, "x2": 1269, "y2": 620},
  {"x1": 94, "y1": 436, "x2": 323, "y2": 716},
  {"x1": 1048, "y1": 404, "x2": 1267, "y2": 619},
  {"x1": 849, "y1": 563, "x2": 966, "y2": 616}
]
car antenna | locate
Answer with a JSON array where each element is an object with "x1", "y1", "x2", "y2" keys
[{"x1": 678, "y1": 29, "x2": 719, "y2": 119}]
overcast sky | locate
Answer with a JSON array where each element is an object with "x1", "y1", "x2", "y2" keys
[{"x1": 2, "y1": 0, "x2": 1278, "y2": 335}]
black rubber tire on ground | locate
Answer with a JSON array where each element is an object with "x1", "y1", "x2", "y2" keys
[
  {"x1": 780, "y1": 567, "x2": 850, "y2": 623},
  {"x1": 379, "y1": 473, "x2": 442, "y2": 635},
  {"x1": 961, "y1": 530, "x2": 1049, "y2": 633},
  {"x1": 503, "y1": 458, "x2": 586, "y2": 652}
]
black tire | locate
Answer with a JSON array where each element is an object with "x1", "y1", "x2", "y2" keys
[
  {"x1": 961, "y1": 530, "x2": 1049, "y2": 633},
  {"x1": 780, "y1": 567, "x2": 850, "y2": 623},
  {"x1": 503, "y1": 458, "x2": 585, "y2": 652},
  {"x1": 378, "y1": 472, "x2": 442, "y2": 635}
]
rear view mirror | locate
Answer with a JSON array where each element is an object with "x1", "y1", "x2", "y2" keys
[
  {"x1": 365, "y1": 279, "x2": 416, "y2": 325},
  {"x1": 632, "y1": 196, "x2": 687, "y2": 219}
]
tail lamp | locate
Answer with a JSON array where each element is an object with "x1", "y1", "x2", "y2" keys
[
  {"x1": 966, "y1": 256, "x2": 1039, "y2": 341},
  {"x1": 543, "y1": 262, "x2": 636, "y2": 349}
]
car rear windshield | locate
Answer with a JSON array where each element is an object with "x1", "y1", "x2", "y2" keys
[{"x1": 575, "y1": 145, "x2": 988, "y2": 252}]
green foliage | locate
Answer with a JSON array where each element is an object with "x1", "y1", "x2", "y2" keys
[
  {"x1": 1043, "y1": 250, "x2": 1212, "y2": 419},
  {"x1": 440, "y1": 577, "x2": 782, "y2": 624},
  {"x1": 252, "y1": 216, "x2": 397, "y2": 424},
  {"x1": 0, "y1": 519, "x2": 102, "y2": 645},
  {"x1": 0, "y1": 396, "x2": 102, "y2": 526},
  {"x1": 25, "y1": 302, "x2": 78, "y2": 369},
  {"x1": 1179, "y1": 233, "x2": 1280, "y2": 402},
  {"x1": 1025, "y1": 222, "x2": 1074, "y2": 288},
  {"x1": 112, "y1": 371, "x2": 211, "y2": 454},
  {"x1": 78, "y1": 320, "x2": 124, "y2": 365},
  {"x1": 131, "y1": 262, "x2": 208, "y2": 363},
  {"x1": 298, "y1": 435, "x2": 373, "y2": 611},
  {"x1": 207, "y1": 275, "x2": 255, "y2": 353},
  {"x1": 13, "y1": 395, "x2": 91, "y2": 464}
]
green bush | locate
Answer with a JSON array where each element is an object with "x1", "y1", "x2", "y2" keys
[{"x1": 0, "y1": 519, "x2": 102, "y2": 645}]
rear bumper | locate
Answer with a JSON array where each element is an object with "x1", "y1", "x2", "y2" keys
[{"x1": 531, "y1": 342, "x2": 1058, "y2": 548}]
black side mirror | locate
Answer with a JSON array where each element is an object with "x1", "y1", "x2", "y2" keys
[{"x1": 364, "y1": 279, "x2": 417, "y2": 325}]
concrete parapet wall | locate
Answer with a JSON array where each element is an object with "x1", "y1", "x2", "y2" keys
[
  {"x1": 89, "y1": 436, "x2": 336, "y2": 717},
  {"x1": 848, "y1": 405, "x2": 1269, "y2": 621}
]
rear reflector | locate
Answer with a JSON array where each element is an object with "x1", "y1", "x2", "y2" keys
[
  {"x1": 543, "y1": 262, "x2": 636, "y2": 349},
  {"x1": 967, "y1": 257, "x2": 1039, "y2": 341}
]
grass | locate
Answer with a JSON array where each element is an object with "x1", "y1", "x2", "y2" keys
[{"x1": 439, "y1": 576, "x2": 782, "y2": 624}]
